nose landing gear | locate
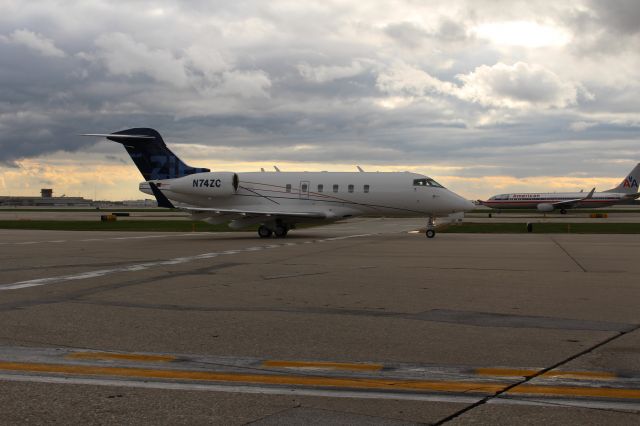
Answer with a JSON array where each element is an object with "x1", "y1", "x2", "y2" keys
[{"x1": 425, "y1": 217, "x2": 436, "y2": 238}]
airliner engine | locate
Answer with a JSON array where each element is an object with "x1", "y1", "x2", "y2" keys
[
  {"x1": 536, "y1": 203, "x2": 554, "y2": 212},
  {"x1": 159, "y1": 172, "x2": 239, "y2": 197}
]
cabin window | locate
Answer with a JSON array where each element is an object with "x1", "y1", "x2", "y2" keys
[
  {"x1": 348, "y1": 184, "x2": 354, "y2": 193},
  {"x1": 333, "y1": 184, "x2": 339, "y2": 193},
  {"x1": 413, "y1": 178, "x2": 444, "y2": 188},
  {"x1": 364, "y1": 184, "x2": 370, "y2": 193},
  {"x1": 286, "y1": 184, "x2": 291, "y2": 193},
  {"x1": 301, "y1": 183, "x2": 308, "y2": 192},
  {"x1": 317, "y1": 184, "x2": 323, "y2": 193}
]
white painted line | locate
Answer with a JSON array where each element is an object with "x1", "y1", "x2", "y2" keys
[
  {"x1": 0, "y1": 234, "x2": 374, "y2": 291},
  {"x1": 325, "y1": 234, "x2": 373, "y2": 241},
  {"x1": 0, "y1": 373, "x2": 481, "y2": 404},
  {"x1": 490, "y1": 395, "x2": 640, "y2": 412},
  {"x1": 4, "y1": 233, "x2": 209, "y2": 246},
  {"x1": 5, "y1": 372, "x2": 637, "y2": 410}
]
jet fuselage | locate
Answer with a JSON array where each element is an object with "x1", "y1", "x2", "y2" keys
[{"x1": 140, "y1": 171, "x2": 473, "y2": 219}]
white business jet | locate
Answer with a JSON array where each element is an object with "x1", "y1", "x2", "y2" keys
[{"x1": 84, "y1": 128, "x2": 474, "y2": 238}]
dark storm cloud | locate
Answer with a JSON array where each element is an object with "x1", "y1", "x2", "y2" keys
[
  {"x1": 588, "y1": 0, "x2": 640, "y2": 35},
  {"x1": 0, "y1": 0, "x2": 638, "y2": 181}
]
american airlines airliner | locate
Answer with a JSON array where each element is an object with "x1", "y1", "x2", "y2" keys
[
  {"x1": 84, "y1": 128, "x2": 474, "y2": 238},
  {"x1": 479, "y1": 164, "x2": 640, "y2": 213}
]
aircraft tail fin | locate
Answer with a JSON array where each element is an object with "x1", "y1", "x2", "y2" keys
[
  {"x1": 83, "y1": 128, "x2": 209, "y2": 181},
  {"x1": 604, "y1": 163, "x2": 640, "y2": 194}
]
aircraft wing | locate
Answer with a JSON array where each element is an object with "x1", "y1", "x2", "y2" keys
[
  {"x1": 182, "y1": 206, "x2": 329, "y2": 219},
  {"x1": 551, "y1": 187, "x2": 595, "y2": 209},
  {"x1": 148, "y1": 182, "x2": 328, "y2": 219},
  {"x1": 149, "y1": 182, "x2": 335, "y2": 219}
]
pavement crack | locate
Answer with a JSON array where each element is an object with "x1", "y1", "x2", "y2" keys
[
  {"x1": 261, "y1": 271, "x2": 328, "y2": 280},
  {"x1": 433, "y1": 324, "x2": 640, "y2": 425},
  {"x1": 550, "y1": 237, "x2": 587, "y2": 272},
  {"x1": 242, "y1": 403, "x2": 302, "y2": 425}
]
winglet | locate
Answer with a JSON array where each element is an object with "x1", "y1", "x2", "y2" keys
[
  {"x1": 149, "y1": 182, "x2": 175, "y2": 209},
  {"x1": 584, "y1": 187, "x2": 595, "y2": 199}
]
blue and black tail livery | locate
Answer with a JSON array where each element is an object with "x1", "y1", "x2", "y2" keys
[
  {"x1": 148, "y1": 181, "x2": 176, "y2": 209},
  {"x1": 85, "y1": 128, "x2": 209, "y2": 181}
]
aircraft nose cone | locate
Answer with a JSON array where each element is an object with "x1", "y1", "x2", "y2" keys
[{"x1": 447, "y1": 192, "x2": 474, "y2": 212}]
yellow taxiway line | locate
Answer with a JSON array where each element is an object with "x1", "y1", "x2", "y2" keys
[
  {"x1": 0, "y1": 361, "x2": 503, "y2": 394},
  {"x1": 510, "y1": 384, "x2": 640, "y2": 400},
  {"x1": 475, "y1": 368, "x2": 617, "y2": 380},
  {"x1": 0, "y1": 358, "x2": 638, "y2": 400}
]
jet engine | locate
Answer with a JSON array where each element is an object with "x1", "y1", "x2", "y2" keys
[
  {"x1": 536, "y1": 203, "x2": 554, "y2": 212},
  {"x1": 159, "y1": 172, "x2": 239, "y2": 197}
]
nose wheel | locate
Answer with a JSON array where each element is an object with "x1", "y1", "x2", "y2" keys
[{"x1": 425, "y1": 217, "x2": 436, "y2": 238}]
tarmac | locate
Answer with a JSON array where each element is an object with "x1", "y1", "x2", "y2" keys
[{"x1": 0, "y1": 218, "x2": 639, "y2": 424}]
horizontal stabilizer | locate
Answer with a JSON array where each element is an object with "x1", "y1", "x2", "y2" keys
[
  {"x1": 82, "y1": 128, "x2": 209, "y2": 180},
  {"x1": 82, "y1": 133, "x2": 155, "y2": 139}
]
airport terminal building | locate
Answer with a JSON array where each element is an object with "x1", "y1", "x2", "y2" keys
[{"x1": 0, "y1": 188, "x2": 92, "y2": 207}]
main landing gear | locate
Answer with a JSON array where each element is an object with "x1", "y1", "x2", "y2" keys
[
  {"x1": 258, "y1": 224, "x2": 289, "y2": 238},
  {"x1": 258, "y1": 225, "x2": 272, "y2": 238},
  {"x1": 425, "y1": 217, "x2": 436, "y2": 238},
  {"x1": 560, "y1": 209, "x2": 568, "y2": 215}
]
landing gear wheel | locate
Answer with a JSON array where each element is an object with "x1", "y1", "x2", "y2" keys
[
  {"x1": 425, "y1": 216, "x2": 436, "y2": 239},
  {"x1": 560, "y1": 209, "x2": 567, "y2": 215},
  {"x1": 258, "y1": 225, "x2": 272, "y2": 238},
  {"x1": 274, "y1": 225, "x2": 289, "y2": 238}
]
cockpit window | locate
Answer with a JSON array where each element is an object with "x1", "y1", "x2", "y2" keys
[{"x1": 413, "y1": 178, "x2": 445, "y2": 188}]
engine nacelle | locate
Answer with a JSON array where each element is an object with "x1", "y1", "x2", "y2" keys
[
  {"x1": 161, "y1": 172, "x2": 239, "y2": 197},
  {"x1": 536, "y1": 203, "x2": 554, "y2": 212}
]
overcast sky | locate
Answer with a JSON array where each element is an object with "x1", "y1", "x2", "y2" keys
[{"x1": 1, "y1": 0, "x2": 639, "y2": 200}]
